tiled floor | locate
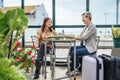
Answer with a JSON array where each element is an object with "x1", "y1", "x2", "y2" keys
[
  {"x1": 26, "y1": 49, "x2": 112, "y2": 80},
  {"x1": 26, "y1": 66, "x2": 82, "y2": 80}
]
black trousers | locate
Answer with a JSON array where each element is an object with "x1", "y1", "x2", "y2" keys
[
  {"x1": 35, "y1": 43, "x2": 51, "y2": 67},
  {"x1": 34, "y1": 43, "x2": 52, "y2": 77}
]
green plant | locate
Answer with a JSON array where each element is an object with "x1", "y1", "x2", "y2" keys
[
  {"x1": 0, "y1": 8, "x2": 28, "y2": 80},
  {"x1": 111, "y1": 25, "x2": 120, "y2": 48},
  {"x1": 111, "y1": 25, "x2": 120, "y2": 38},
  {"x1": 13, "y1": 41, "x2": 35, "y2": 73},
  {"x1": 0, "y1": 8, "x2": 28, "y2": 57},
  {"x1": 0, "y1": 58, "x2": 26, "y2": 80}
]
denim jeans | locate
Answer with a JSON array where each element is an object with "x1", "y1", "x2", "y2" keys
[{"x1": 70, "y1": 46, "x2": 90, "y2": 71}]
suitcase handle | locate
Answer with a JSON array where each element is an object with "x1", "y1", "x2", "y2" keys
[
  {"x1": 119, "y1": 65, "x2": 120, "y2": 69},
  {"x1": 102, "y1": 54, "x2": 111, "y2": 57}
]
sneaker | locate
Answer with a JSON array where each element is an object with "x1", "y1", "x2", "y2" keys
[
  {"x1": 65, "y1": 69, "x2": 81, "y2": 76},
  {"x1": 70, "y1": 70, "x2": 81, "y2": 76}
]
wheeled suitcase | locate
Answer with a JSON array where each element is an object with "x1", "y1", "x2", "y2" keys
[
  {"x1": 115, "y1": 57, "x2": 120, "y2": 80},
  {"x1": 99, "y1": 54, "x2": 120, "y2": 80},
  {"x1": 82, "y1": 56, "x2": 103, "y2": 80}
]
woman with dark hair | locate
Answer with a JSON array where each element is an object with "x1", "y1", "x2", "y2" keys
[{"x1": 34, "y1": 17, "x2": 57, "y2": 79}]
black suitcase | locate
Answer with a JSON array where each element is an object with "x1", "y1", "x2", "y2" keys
[
  {"x1": 99, "y1": 54, "x2": 120, "y2": 80},
  {"x1": 114, "y1": 57, "x2": 120, "y2": 80}
]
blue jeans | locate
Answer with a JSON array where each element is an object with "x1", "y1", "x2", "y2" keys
[{"x1": 69, "y1": 46, "x2": 90, "y2": 71}]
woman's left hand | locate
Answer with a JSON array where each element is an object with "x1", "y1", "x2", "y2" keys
[{"x1": 47, "y1": 44, "x2": 52, "y2": 48}]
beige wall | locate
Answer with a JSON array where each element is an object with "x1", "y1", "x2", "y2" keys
[{"x1": 0, "y1": 6, "x2": 35, "y2": 13}]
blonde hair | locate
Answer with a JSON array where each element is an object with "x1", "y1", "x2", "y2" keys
[{"x1": 82, "y1": 12, "x2": 92, "y2": 21}]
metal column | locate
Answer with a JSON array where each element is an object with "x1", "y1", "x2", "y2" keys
[
  {"x1": 52, "y1": 0, "x2": 56, "y2": 30},
  {"x1": 21, "y1": 0, "x2": 25, "y2": 47},
  {"x1": 116, "y1": 0, "x2": 120, "y2": 24},
  {"x1": 86, "y1": 0, "x2": 89, "y2": 12}
]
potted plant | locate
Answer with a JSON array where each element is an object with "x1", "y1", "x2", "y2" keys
[
  {"x1": 0, "y1": 8, "x2": 28, "y2": 80},
  {"x1": 111, "y1": 25, "x2": 120, "y2": 48},
  {"x1": 13, "y1": 41, "x2": 35, "y2": 73}
]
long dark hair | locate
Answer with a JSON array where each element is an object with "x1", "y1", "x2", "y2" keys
[{"x1": 41, "y1": 17, "x2": 53, "y2": 32}]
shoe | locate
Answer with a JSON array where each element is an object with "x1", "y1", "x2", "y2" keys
[
  {"x1": 65, "y1": 69, "x2": 74, "y2": 75},
  {"x1": 70, "y1": 70, "x2": 81, "y2": 76},
  {"x1": 65, "y1": 70, "x2": 69, "y2": 75},
  {"x1": 34, "y1": 69, "x2": 40, "y2": 79},
  {"x1": 33, "y1": 76, "x2": 39, "y2": 79},
  {"x1": 34, "y1": 70, "x2": 40, "y2": 80},
  {"x1": 65, "y1": 69, "x2": 80, "y2": 76}
]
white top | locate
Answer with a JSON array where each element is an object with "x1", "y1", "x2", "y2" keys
[{"x1": 82, "y1": 26, "x2": 89, "y2": 45}]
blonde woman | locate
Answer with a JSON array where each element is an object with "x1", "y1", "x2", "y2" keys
[{"x1": 66, "y1": 12, "x2": 97, "y2": 75}]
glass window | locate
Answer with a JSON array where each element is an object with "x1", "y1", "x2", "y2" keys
[
  {"x1": 24, "y1": 0, "x2": 52, "y2": 26},
  {"x1": 90, "y1": 0, "x2": 117, "y2": 24},
  {"x1": 56, "y1": 28, "x2": 83, "y2": 36},
  {"x1": 0, "y1": 0, "x2": 4, "y2": 8},
  {"x1": 4, "y1": 0, "x2": 21, "y2": 7},
  {"x1": 56, "y1": 0, "x2": 86, "y2": 25},
  {"x1": 25, "y1": 28, "x2": 38, "y2": 46},
  {"x1": 40, "y1": 0, "x2": 52, "y2": 18}
]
